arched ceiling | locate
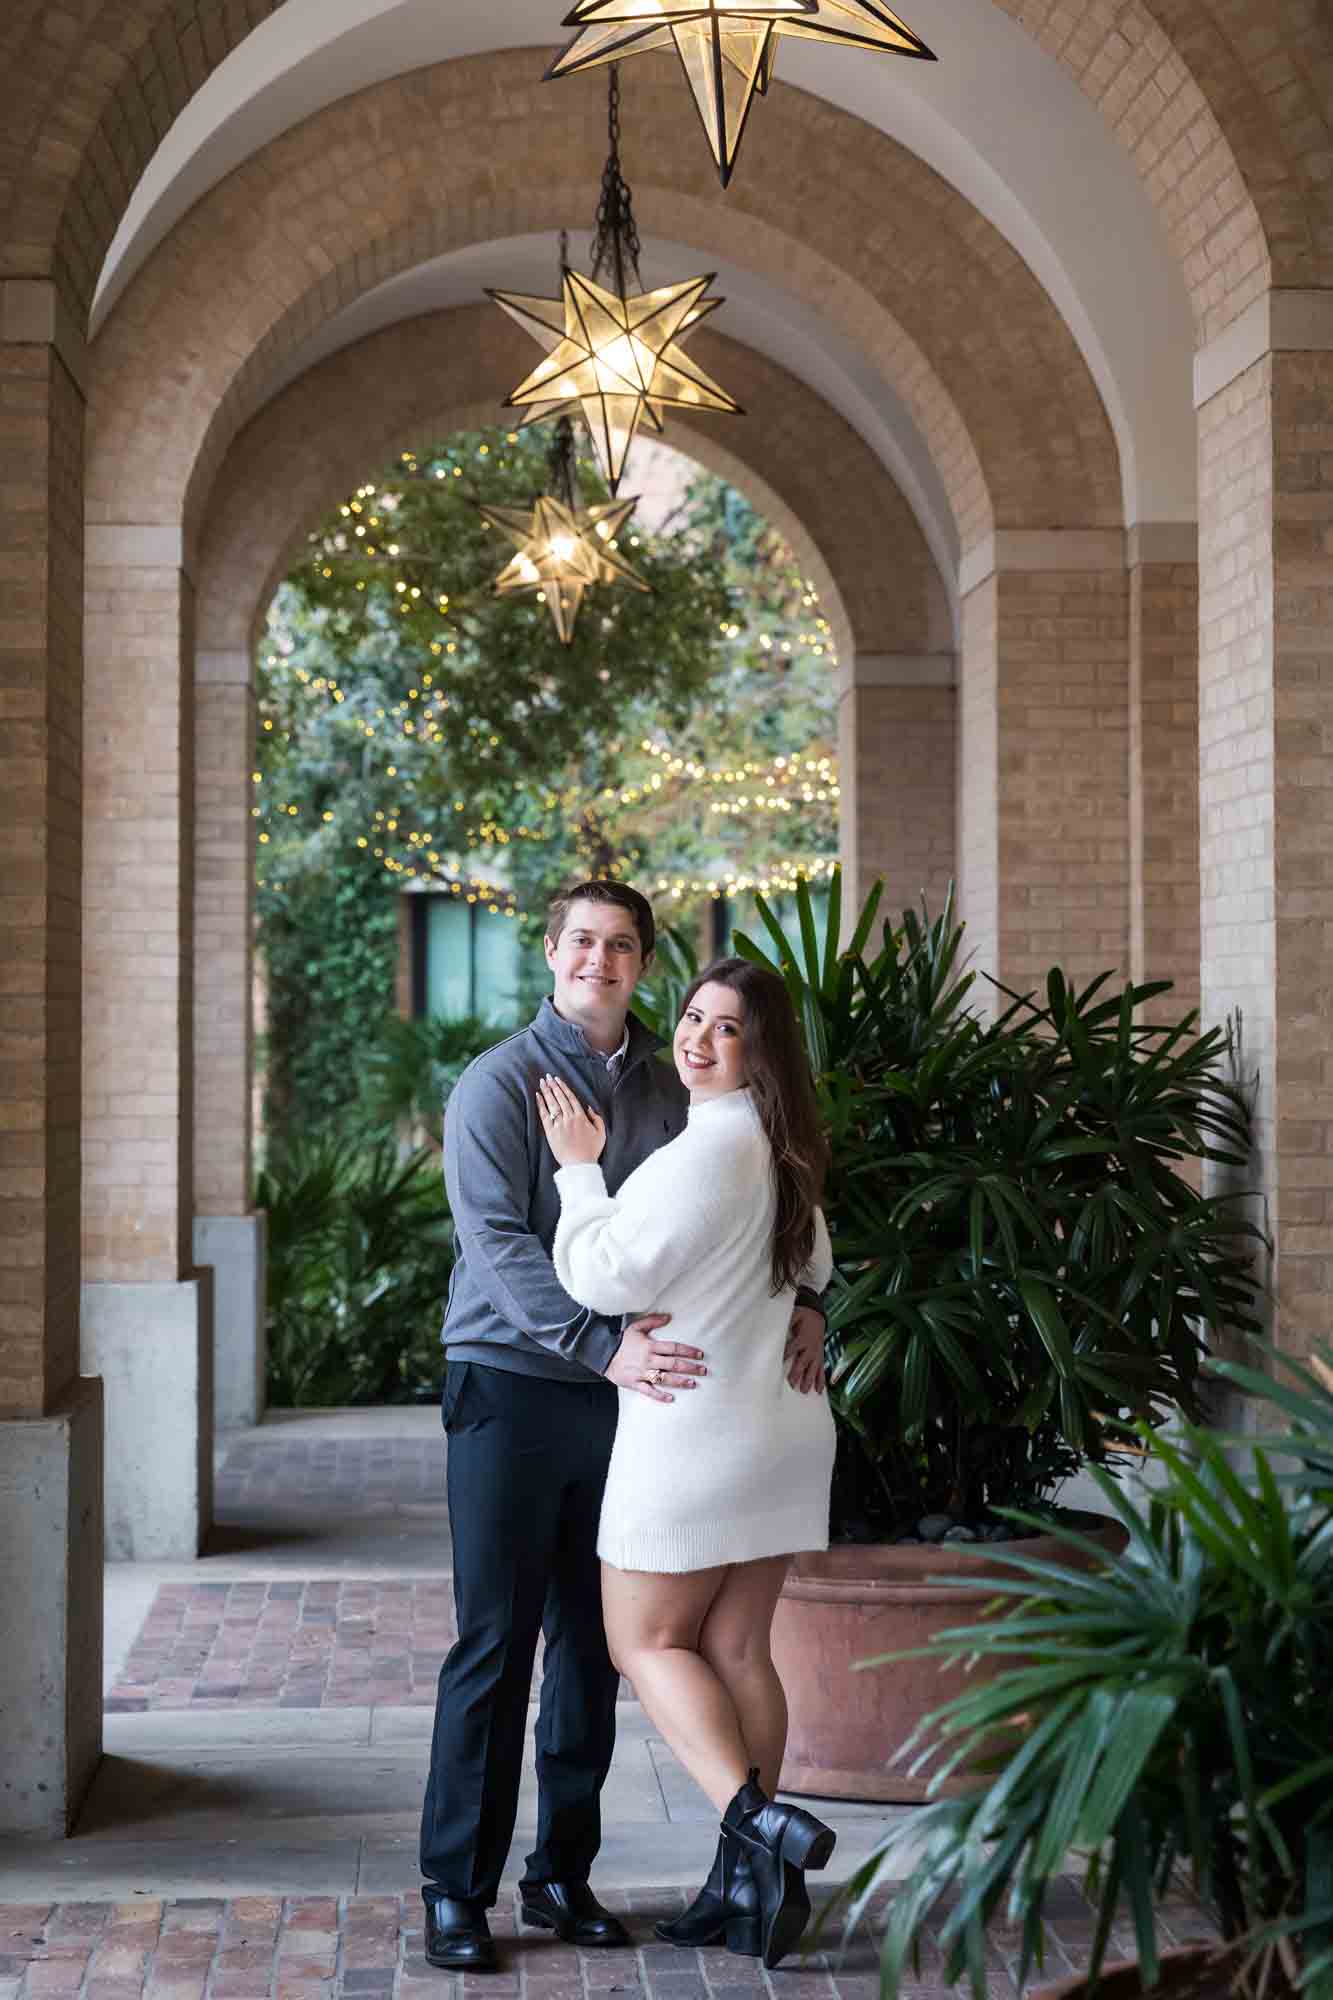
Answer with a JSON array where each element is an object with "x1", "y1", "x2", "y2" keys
[
  {"x1": 85, "y1": 54, "x2": 1122, "y2": 583},
  {"x1": 259, "y1": 232, "x2": 963, "y2": 601},
  {"x1": 88, "y1": 0, "x2": 1198, "y2": 539},
  {"x1": 196, "y1": 308, "x2": 944, "y2": 667}
]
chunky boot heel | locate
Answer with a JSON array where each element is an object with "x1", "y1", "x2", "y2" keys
[
  {"x1": 779, "y1": 1812, "x2": 836, "y2": 1871},
  {"x1": 722, "y1": 1769, "x2": 837, "y2": 1971}
]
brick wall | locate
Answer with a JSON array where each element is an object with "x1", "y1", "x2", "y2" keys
[
  {"x1": 958, "y1": 578, "x2": 999, "y2": 986},
  {"x1": 82, "y1": 557, "x2": 194, "y2": 1282},
  {"x1": 840, "y1": 682, "x2": 955, "y2": 922},
  {"x1": 960, "y1": 567, "x2": 1131, "y2": 1002},
  {"x1": 1270, "y1": 350, "x2": 1333, "y2": 1358},
  {"x1": 193, "y1": 656, "x2": 252, "y2": 1218},
  {"x1": 1130, "y1": 559, "x2": 1201, "y2": 1020},
  {"x1": 1, "y1": 0, "x2": 284, "y2": 317},
  {"x1": 997, "y1": 569, "x2": 1130, "y2": 996},
  {"x1": 1197, "y1": 355, "x2": 1276, "y2": 1312},
  {"x1": 994, "y1": 0, "x2": 1331, "y2": 336},
  {"x1": 0, "y1": 335, "x2": 83, "y2": 1416}
]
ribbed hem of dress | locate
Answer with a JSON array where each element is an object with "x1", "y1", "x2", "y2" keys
[{"x1": 598, "y1": 1505, "x2": 829, "y2": 1575}]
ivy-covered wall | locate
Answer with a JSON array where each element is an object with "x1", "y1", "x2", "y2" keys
[{"x1": 258, "y1": 830, "x2": 400, "y2": 1143}]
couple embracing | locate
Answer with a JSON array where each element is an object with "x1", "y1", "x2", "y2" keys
[{"x1": 420, "y1": 879, "x2": 838, "y2": 1973}]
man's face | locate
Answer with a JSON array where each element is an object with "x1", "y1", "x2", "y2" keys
[{"x1": 543, "y1": 899, "x2": 649, "y2": 1037}]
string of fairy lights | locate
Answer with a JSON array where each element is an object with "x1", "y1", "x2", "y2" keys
[
  {"x1": 304, "y1": 466, "x2": 838, "y2": 673},
  {"x1": 260, "y1": 441, "x2": 841, "y2": 917},
  {"x1": 253, "y1": 747, "x2": 839, "y2": 919}
]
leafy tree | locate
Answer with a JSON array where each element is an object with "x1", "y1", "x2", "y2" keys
[
  {"x1": 255, "y1": 428, "x2": 841, "y2": 1145},
  {"x1": 259, "y1": 828, "x2": 400, "y2": 1140}
]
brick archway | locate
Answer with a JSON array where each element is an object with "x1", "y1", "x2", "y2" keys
[
  {"x1": 6, "y1": 2, "x2": 1329, "y2": 344},
  {"x1": 4, "y1": 0, "x2": 1332, "y2": 1846},
  {"x1": 191, "y1": 310, "x2": 955, "y2": 1359},
  {"x1": 197, "y1": 314, "x2": 938, "y2": 663},
  {"x1": 82, "y1": 54, "x2": 1130, "y2": 565}
]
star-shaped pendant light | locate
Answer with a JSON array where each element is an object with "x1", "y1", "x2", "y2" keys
[
  {"x1": 488, "y1": 68, "x2": 741, "y2": 494},
  {"x1": 487, "y1": 266, "x2": 738, "y2": 495},
  {"x1": 546, "y1": 1, "x2": 937, "y2": 187},
  {"x1": 479, "y1": 417, "x2": 649, "y2": 644}
]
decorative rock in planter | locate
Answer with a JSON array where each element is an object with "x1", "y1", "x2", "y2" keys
[{"x1": 772, "y1": 1513, "x2": 1128, "y2": 1802}]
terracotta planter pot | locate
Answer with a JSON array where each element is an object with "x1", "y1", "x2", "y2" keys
[
  {"x1": 1027, "y1": 1944, "x2": 1244, "y2": 2000},
  {"x1": 772, "y1": 1513, "x2": 1129, "y2": 1802}
]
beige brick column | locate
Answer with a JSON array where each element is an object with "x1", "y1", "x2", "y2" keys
[
  {"x1": 1196, "y1": 291, "x2": 1333, "y2": 1367},
  {"x1": 194, "y1": 649, "x2": 264, "y2": 1429},
  {"x1": 957, "y1": 533, "x2": 1131, "y2": 1003},
  {"x1": 1128, "y1": 526, "x2": 1200, "y2": 1023},
  {"x1": 0, "y1": 279, "x2": 103, "y2": 1835},
  {"x1": 82, "y1": 526, "x2": 211, "y2": 1558},
  {"x1": 838, "y1": 654, "x2": 955, "y2": 920}
]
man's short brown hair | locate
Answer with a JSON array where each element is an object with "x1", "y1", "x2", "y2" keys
[{"x1": 544, "y1": 880, "x2": 656, "y2": 960}]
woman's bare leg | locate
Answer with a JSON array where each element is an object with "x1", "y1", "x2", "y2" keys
[
  {"x1": 697, "y1": 1556, "x2": 791, "y2": 1796},
  {"x1": 602, "y1": 1564, "x2": 753, "y2": 1812}
]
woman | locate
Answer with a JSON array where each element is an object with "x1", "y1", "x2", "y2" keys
[{"x1": 536, "y1": 956, "x2": 837, "y2": 1970}]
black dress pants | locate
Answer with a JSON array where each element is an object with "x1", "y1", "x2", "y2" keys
[{"x1": 419, "y1": 1359, "x2": 621, "y2": 1907}]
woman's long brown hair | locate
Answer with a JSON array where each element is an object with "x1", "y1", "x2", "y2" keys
[{"x1": 679, "y1": 957, "x2": 827, "y2": 1294}]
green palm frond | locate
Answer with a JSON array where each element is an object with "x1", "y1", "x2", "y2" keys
[{"x1": 820, "y1": 1401, "x2": 1333, "y2": 2000}]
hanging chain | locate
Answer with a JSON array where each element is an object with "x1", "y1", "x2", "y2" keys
[
  {"x1": 591, "y1": 64, "x2": 642, "y2": 296},
  {"x1": 545, "y1": 414, "x2": 579, "y2": 513}
]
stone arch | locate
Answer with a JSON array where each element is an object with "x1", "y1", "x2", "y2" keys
[
  {"x1": 0, "y1": 0, "x2": 283, "y2": 315},
  {"x1": 84, "y1": 53, "x2": 1128, "y2": 567},
  {"x1": 188, "y1": 307, "x2": 955, "y2": 1432},
  {"x1": 989, "y1": 0, "x2": 1332, "y2": 340},
  {"x1": 6, "y1": 2, "x2": 1330, "y2": 343},
  {"x1": 196, "y1": 312, "x2": 938, "y2": 666}
]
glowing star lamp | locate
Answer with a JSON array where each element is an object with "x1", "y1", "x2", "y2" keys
[
  {"x1": 547, "y1": 0, "x2": 936, "y2": 188},
  {"x1": 478, "y1": 417, "x2": 649, "y2": 644},
  {"x1": 487, "y1": 66, "x2": 741, "y2": 494}
]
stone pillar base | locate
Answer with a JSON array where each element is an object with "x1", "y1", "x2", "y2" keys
[
  {"x1": 0, "y1": 1378, "x2": 103, "y2": 1835},
  {"x1": 194, "y1": 1212, "x2": 267, "y2": 1429},
  {"x1": 81, "y1": 1277, "x2": 213, "y2": 1558}
]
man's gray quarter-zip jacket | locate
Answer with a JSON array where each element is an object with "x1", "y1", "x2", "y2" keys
[{"x1": 440, "y1": 996, "x2": 690, "y2": 1383}]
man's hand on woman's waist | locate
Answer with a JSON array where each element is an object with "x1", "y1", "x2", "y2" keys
[{"x1": 605, "y1": 1313, "x2": 706, "y2": 1404}]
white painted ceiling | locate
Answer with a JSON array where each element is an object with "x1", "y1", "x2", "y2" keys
[{"x1": 93, "y1": 0, "x2": 1199, "y2": 574}]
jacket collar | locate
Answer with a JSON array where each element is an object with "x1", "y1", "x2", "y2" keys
[{"x1": 532, "y1": 994, "x2": 664, "y2": 1074}]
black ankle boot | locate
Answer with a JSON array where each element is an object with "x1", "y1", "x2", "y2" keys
[
  {"x1": 721, "y1": 1768, "x2": 836, "y2": 1970},
  {"x1": 654, "y1": 1831, "x2": 760, "y2": 1954}
]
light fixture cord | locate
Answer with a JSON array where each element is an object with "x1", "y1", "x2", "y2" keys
[
  {"x1": 545, "y1": 414, "x2": 579, "y2": 513},
  {"x1": 590, "y1": 64, "x2": 642, "y2": 298}
]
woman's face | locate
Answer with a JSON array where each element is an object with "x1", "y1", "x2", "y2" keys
[{"x1": 674, "y1": 981, "x2": 748, "y2": 1100}]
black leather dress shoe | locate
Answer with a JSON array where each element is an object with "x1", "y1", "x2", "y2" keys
[
  {"x1": 518, "y1": 1880, "x2": 631, "y2": 1947},
  {"x1": 423, "y1": 1895, "x2": 498, "y2": 1972}
]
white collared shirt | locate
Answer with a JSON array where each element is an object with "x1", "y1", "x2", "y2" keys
[{"x1": 604, "y1": 1027, "x2": 630, "y2": 1076}]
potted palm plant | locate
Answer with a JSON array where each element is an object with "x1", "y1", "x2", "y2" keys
[
  {"x1": 824, "y1": 1344, "x2": 1333, "y2": 2000},
  {"x1": 637, "y1": 873, "x2": 1264, "y2": 1799}
]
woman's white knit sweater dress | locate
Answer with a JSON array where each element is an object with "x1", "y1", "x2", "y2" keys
[{"x1": 552, "y1": 1087, "x2": 835, "y2": 1574}]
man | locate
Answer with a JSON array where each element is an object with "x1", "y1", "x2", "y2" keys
[{"x1": 420, "y1": 880, "x2": 828, "y2": 1971}]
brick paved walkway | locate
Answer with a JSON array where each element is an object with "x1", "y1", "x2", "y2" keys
[
  {"x1": 216, "y1": 1442, "x2": 445, "y2": 1515},
  {"x1": 104, "y1": 1582, "x2": 639, "y2": 1713},
  {"x1": 106, "y1": 1583, "x2": 455, "y2": 1714},
  {"x1": 0, "y1": 1887, "x2": 1223, "y2": 2000}
]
